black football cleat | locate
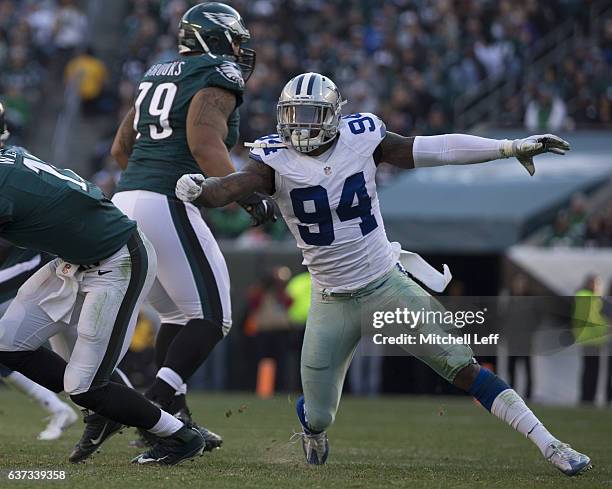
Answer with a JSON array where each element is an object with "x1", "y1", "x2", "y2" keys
[
  {"x1": 131, "y1": 425, "x2": 204, "y2": 466},
  {"x1": 175, "y1": 407, "x2": 223, "y2": 452},
  {"x1": 69, "y1": 410, "x2": 123, "y2": 463},
  {"x1": 133, "y1": 407, "x2": 223, "y2": 452}
]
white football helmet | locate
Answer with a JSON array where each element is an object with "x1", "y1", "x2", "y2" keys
[{"x1": 277, "y1": 73, "x2": 345, "y2": 153}]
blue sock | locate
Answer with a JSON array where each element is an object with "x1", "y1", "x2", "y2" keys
[{"x1": 467, "y1": 368, "x2": 510, "y2": 412}]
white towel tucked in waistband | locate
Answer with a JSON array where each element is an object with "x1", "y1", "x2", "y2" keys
[
  {"x1": 391, "y1": 242, "x2": 452, "y2": 293},
  {"x1": 39, "y1": 260, "x2": 84, "y2": 323}
]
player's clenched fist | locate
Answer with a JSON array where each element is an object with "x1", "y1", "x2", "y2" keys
[{"x1": 175, "y1": 173, "x2": 205, "y2": 202}]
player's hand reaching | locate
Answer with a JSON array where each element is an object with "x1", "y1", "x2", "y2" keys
[
  {"x1": 176, "y1": 173, "x2": 205, "y2": 202},
  {"x1": 510, "y1": 134, "x2": 571, "y2": 176},
  {"x1": 238, "y1": 193, "x2": 277, "y2": 226}
]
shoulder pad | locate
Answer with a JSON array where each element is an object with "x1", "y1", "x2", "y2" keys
[
  {"x1": 206, "y1": 59, "x2": 245, "y2": 92},
  {"x1": 338, "y1": 113, "x2": 386, "y2": 156},
  {"x1": 248, "y1": 134, "x2": 288, "y2": 169}
]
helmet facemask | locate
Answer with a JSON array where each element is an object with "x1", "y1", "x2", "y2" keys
[
  {"x1": 236, "y1": 46, "x2": 256, "y2": 82},
  {"x1": 277, "y1": 101, "x2": 340, "y2": 153}
]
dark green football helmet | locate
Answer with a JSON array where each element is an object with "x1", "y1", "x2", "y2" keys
[
  {"x1": 178, "y1": 2, "x2": 256, "y2": 81},
  {"x1": 0, "y1": 102, "x2": 9, "y2": 144}
]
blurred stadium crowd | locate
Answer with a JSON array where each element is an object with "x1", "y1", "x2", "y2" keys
[
  {"x1": 0, "y1": 0, "x2": 88, "y2": 140},
  {"x1": 112, "y1": 0, "x2": 612, "y2": 138},
  {"x1": 546, "y1": 193, "x2": 612, "y2": 248}
]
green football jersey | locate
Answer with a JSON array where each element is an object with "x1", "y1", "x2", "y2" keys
[
  {"x1": 116, "y1": 54, "x2": 245, "y2": 196},
  {"x1": 0, "y1": 146, "x2": 136, "y2": 265}
]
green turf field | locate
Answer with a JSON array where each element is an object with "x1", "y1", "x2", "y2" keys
[{"x1": 0, "y1": 389, "x2": 609, "y2": 489}]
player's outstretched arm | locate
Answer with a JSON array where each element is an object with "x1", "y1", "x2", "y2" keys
[
  {"x1": 186, "y1": 87, "x2": 238, "y2": 177},
  {"x1": 111, "y1": 108, "x2": 136, "y2": 170},
  {"x1": 376, "y1": 131, "x2": 570, "y2": 175},
  {"x1": 176, "y1": 158, "x2": 275, "y2": 208}
]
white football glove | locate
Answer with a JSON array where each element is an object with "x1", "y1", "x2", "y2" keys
[
  {"x1": 176, "y1": 173, "x2": 205, "y2": 202},
  {"x1": 504, "y1": 134, "x2": 571, "y2": 176}
]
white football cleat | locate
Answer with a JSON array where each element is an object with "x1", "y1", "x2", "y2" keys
[
  {"x1": 38, "y1": 404, "x2": 78, "y2": 441},
  {"x1": 546, "y1": 441, "x2": 592, "y2": 476},
  {"x1": 300, "y1": 430, "x2": 329, "y2": 466}
]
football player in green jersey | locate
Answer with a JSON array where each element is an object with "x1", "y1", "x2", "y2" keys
[
  {"x1": 0, "y1": 103, "x2": 205, "y2": 465},
  {"x1": 110, "y1": 2, "x2": 274, "y2": 449}
]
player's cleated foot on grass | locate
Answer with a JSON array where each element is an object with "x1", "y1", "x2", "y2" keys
[
  {"x1": 38, "y1": 403, "x2": 78, "y2": 441},
  {"x1": 131, "y1": 426, "x2": 204, "y2": 466},
  {"x1": 69, "y1": 410, "x2": 123, "y2": 463},
  {"x1": 133, "y1": 409, "x2": 222, "y2": 451},
  {"x1": 175, "y1": 407, "x2": 223, "y2": 451},
  {"x1": 295, "y1": 395, "x2": 329, "y2": 465},
  {"x1": 547, "y1": 441, "x2": 592, "y2": 476}
]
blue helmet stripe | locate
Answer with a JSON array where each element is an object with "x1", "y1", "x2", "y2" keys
[
  {"x1": 306, "y1": 74, "x2": 316, "y2": 95},
  {"x1": 295, "y1": 74, "x2": 306, "y2": 95}
]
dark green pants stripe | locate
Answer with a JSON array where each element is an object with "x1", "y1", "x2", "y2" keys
[
  {"x1": 167, "y1": 197, "x2": 223, "y2": 324},
  {"x1": 91, "y1": 231, "x2": 148, "y2": 389}
]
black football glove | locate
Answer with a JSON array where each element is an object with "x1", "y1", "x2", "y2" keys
[{"x1": 238, "y1": 193, "x2": 277, "y2": 226}]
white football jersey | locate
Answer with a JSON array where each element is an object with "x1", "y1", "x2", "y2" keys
[{"x1": 250, "y1": 113, "x2": 396, "y2": 291}]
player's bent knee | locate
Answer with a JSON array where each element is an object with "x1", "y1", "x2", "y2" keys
[
  {"x1": 64, "y1": 364, "x2": 100, "y2": 396},
  {"x1": 306, "y1": 408, "x2": 334, "y2": 433},
  {"x1": 70, "y1": 385, "x2": 108, "y2": 411}
]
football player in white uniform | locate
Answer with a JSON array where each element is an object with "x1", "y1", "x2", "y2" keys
[
  {"x1": 0, "y1": 242, "x2": 78, "y2": 441},
  {"x1": 174, "y1": 73, "x2": 591, "y2": 476}
]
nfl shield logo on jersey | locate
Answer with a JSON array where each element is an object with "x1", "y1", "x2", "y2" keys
[{"x1": 324, "y1": 166, "x2": 332, "y2": 175}]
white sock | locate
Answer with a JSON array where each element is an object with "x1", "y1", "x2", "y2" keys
[
  {"x1": 4, "y1": 372, "x2": 67, "y2": 414},
  {"x1": 175, "y1": 383, "x2": 187, "y2": 396},
  {"x1": 491, "y1": 389, "x2": 557, "y2": 458},
  {"x1": 156, "y1": 367, "x2": 183, "y2": 392},
  {"x1": 148, "y1": 410, "x2": 184, "y2": 437}
]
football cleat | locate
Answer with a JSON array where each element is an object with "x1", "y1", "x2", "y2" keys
[
  {"x1": 69, "y1": 410, "x2": 123, "y2": 463},
  {"x1": 296, "y1": 395, "x2": 329, "y2": 465},
  {"x1": 175, "y1": 407, "x2": 223, "y2": 451},
  {"x1": 131, "y1": 425, "x2": 204, "y2": 466},
  {"x1": 547, "y1": 441, "x2": 592, "y2": 476},
  {"x1": 38, "y1": 404, "x2": 78, "y2": 441},
  {"x1": 134, "y1": 407, "x2": 223, "y2": 452}
]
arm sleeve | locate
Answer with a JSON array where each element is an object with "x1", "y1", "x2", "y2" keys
[{"x1": 412, "y1": 134, "x2": 511, "y2": 168}]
